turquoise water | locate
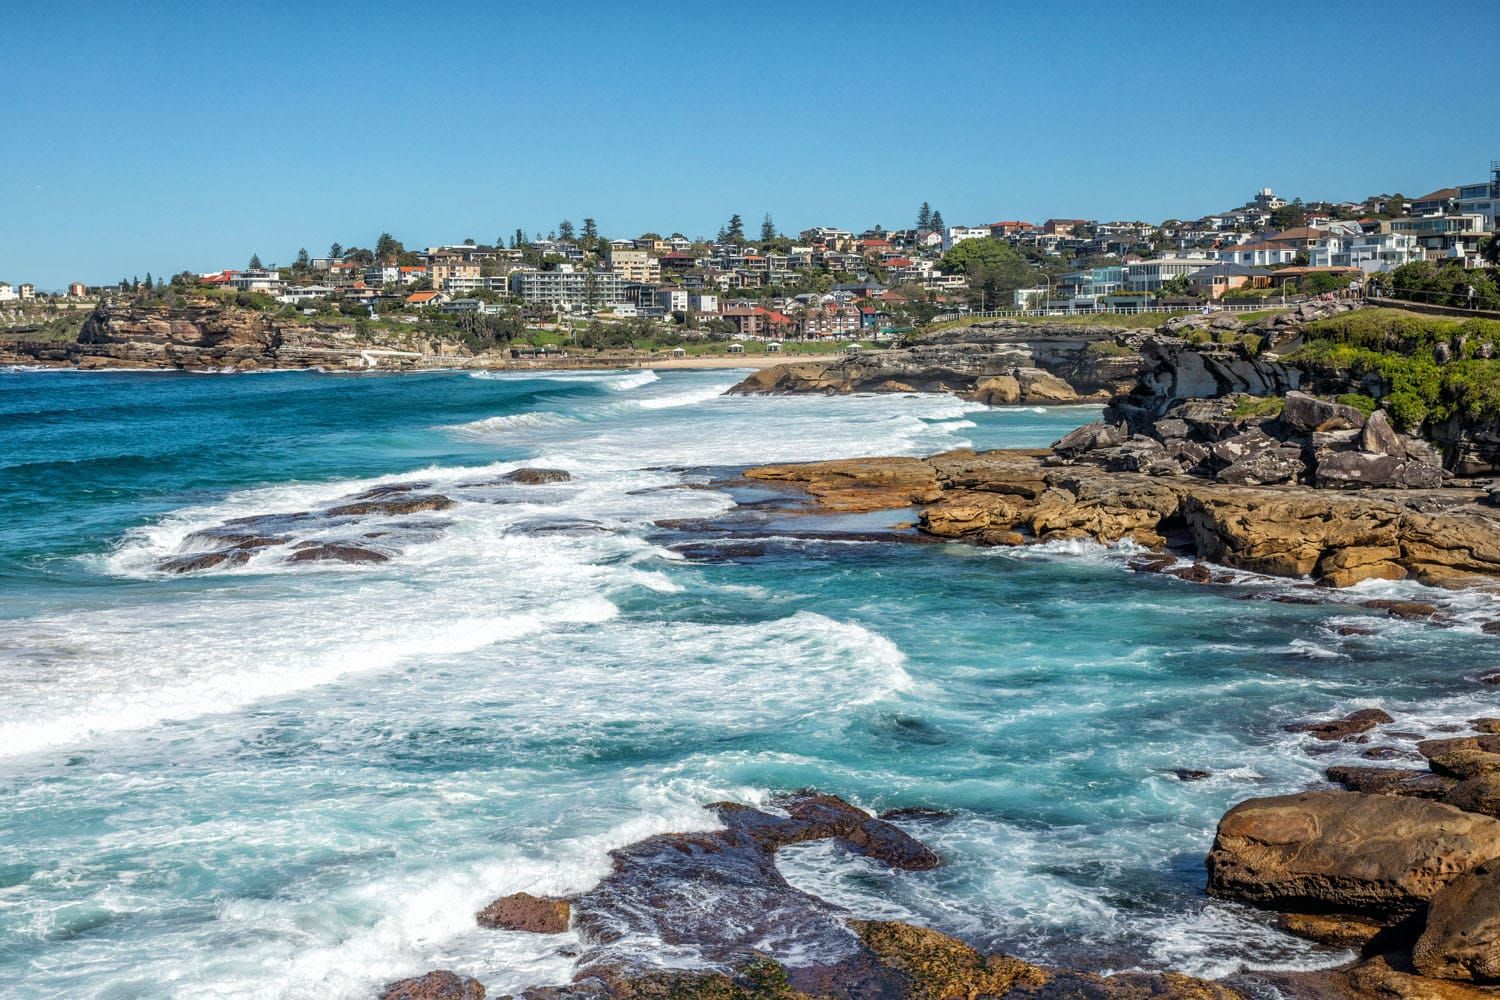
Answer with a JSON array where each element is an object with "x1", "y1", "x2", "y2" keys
[{"x1": 2, "y1": 367, "x2": 1498, "y2": 998}]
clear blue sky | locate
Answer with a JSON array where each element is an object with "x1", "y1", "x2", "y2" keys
[{"x1": 3, "y1": 1, "x2": 1496, "y2": 289}]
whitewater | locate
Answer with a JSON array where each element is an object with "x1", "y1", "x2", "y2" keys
[{"x1": 3, "y1": 367, "x2": 1498, "y2": 998}]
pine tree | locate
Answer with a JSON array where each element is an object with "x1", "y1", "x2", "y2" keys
[
  {"x1": 248, "y1": 255, "x2": 261, "y2": 270},
  {"x1": 144, "y1": 271, "x2": 153, "y2": 289},
  {"x1": 330, "y1": 242, "x2": 344, "y2": 260},
  {"x1": 375, "y1": 233, "x2": 403, "y2": 261},
  {"x1": 760, "y1": 214, "x2": 776, "y2": 243},
  {"x1": 917, "y1": 202, "x2": 932, "y2": 230},
  {"x1": 582, "y1": 218, "x2": 599, "y2": 248},
  {"x1": 930, "y1": 211, "x2": 945, "y2": 232},
  {"x1": 726, "y1": 214, "x2": 745, "y2": 243},
  {"x1": 295, "y1": 248, "x2": 310, "y2": 270},
  {"x1": 512, "y1": 229, "x2": 527, "y2": 249},
  {"x1": 559, "y1": 220, "x2": 576, "y2": 243}
]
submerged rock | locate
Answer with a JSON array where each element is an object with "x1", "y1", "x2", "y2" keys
[{"x1": 288, "y1": 543, "x2": 389, "y2": 563}]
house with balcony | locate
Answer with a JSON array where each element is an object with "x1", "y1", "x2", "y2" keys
[
  {"x1": 1308, "y1": 231, "x2": 1422, "y2": 273},
  {"x1": 1123, "y1": 256, "x2": 1213, "y2": 292},
  {"x1": 1216, "y1": 242, "x2": 1298, "y2": 267},
  {"x1": 1186, "y1": 263, "x2": 1271, "y2": 300}
]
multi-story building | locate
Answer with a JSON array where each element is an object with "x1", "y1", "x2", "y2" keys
[
  {"x1": 1308, "y1": 232, "x2": 1422, "y2": 273},
  {"x1": 1057, "y1": 266, "x2": 1125, "y2": 306},
  {"x1": 1216, "y1": 243, "x2": 1299, "y2": 267},
  {"x1": 229, "y1": 268, "x2": 285, "y2": 294},
  {"x1": 1457, "y1": 162, "x2": 1500, "y2": 230},
  {"x1": 1123, "y1": 256, "x2": 1213, "y2": 292},
  {"x1": 364, "y1": 265, "x2": 430, "y2": 287},
  {"x1": 607, "y1": 247, "x2": 660, "y2": 283},
  {"x1": 508, "y1": 268, "x2": 629, "y2": 311},
  {"x1": 942, "y1": 226, "x2": 990, "y2": 251},
  {"x1": 429, "y1": 254, "x2": 481, "y2": 291}
]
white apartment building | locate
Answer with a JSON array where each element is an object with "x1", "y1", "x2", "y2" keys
[
  {"x1": 508, "y1": 269, "x2": 629, "y2": 311},
  {"x1": 1308, "y1": 232, "x2": 1422, "y2": 273},
  {"x1": 1124, "y1": 257, "x2": 1213, "y2": 292},
  {"x1": 942, "y1": 226, "x2": 991, "y2": 252}
]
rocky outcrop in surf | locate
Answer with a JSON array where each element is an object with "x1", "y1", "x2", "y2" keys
[
  {"x1": 385, "y1": 791, "x2": 1242, "y2": 1000},
  {"x1": 726, "y1": 321, "x2": 1146, "y2": 402},
  {"x1": 743, "y1": 448, "x2": 1500, "y2": 589}
]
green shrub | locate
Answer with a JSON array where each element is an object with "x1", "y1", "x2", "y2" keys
[
  {"x1": 1335, "y1": 393, "x2": 1378, "y2": 416},
  {"x1": 1232, "y1": 396, "x2": 1284, "y2": 419}
]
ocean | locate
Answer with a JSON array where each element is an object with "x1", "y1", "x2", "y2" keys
[{"x1": 2, "y1": 366, "x2": 1496, "y2": 998}]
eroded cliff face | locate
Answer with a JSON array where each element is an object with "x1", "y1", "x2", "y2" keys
[
  {"x1": 2, "y1": 301, "x2": 480, "y2": 370},
  {"x1": 727, "y1": 321, "x2": 1146, "y2": 402}
]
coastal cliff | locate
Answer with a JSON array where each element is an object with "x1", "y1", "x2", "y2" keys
[
  {"x1": 727, "y1": 320, "x2": 1148, "y2": 403},
  {"x1": 1, "y1": 300, "x2": 488, "y2": 371}
]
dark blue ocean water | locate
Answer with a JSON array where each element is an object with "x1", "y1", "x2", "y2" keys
[{"x1": 2, "y1": 367, "x2": 1495, "y2": 998}]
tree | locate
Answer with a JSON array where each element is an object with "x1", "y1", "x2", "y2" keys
[
  {"x1": 1482, "y1": 233, "x2": 1500, "y2": 268},
  {"x1": 1160, "y1": 275, "x2": 1192, "y2": 297},
  {"x1": 248, "y1": 254, "x2": 262, "y2": 270},
  {"x1": 295, "y1": 248, "x2": 310, "y2": 271},
  {"x1": 582, "y1": 218, "x2": 599, "y2": 249},
  {"x1": 559, "y1": 220, "x2": 576, "y2": 243},
  {"x1": 726, "y1": 214, "x2": 745, "y2": 244},
  {"x1": 1272, "y1": 199, "x2": 1307, "y2": 231},
  {"x1": 463, "y1": 237, "x2": 476, "y2": 246},
  {"x1": 760, "y1": 213, "x2": 776, "y2": 243},
  {"x1": 917, "y1": 202, "x2": 932, "y2": 230},
  {"x1": 375, "y1": 232, "x2": 404, "y2": 262},
  {"x1": 939, "y1": 237, "x2": 1032, "y2": 309},
  {"x1": 930, "y1": 210, "x2": 945, "y2": 232},
  {"x1": 329, "y1": 243, "x2": 343, "y2": 260},
  {"x1": 512, "y1": 229, "x2": 528, "y2": 249},
  {"x1": 144, "y1": 271, "x2": 153, "y2": 289}
]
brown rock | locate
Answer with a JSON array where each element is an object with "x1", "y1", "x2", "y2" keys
[
  {"x1": 1414, "y1": 859, "x2": 1500, "y2": 983},
  {"x1": 287, "y1": 543, "x2": 389, "y2": 564},
  {"x1": 1473, "y1": 719, "x2": 1500, "y2": 734},
  {"x1": 1421, "y1": 736, "x2": 1500, "y2": 759},
  {"x1": 1445, "y1": 775, "x2": 1500, "y2": 819},
  {"x1": 1275, "y1": 911, "x2": 1388, "y2": 949},
  {"x1": 157, "y1": 549, "x2": 253, "y2": 574},
  {"x1": 1363, "y1": 599, "x2": 1444, "y2": 620},
  {"x1": 380, "y1": 970, "x2": 485, "y2": 1000},
  {"x1": 504, "y1": 468, "x2": 572, "y2": 485},
  {"x1": 1325, "y1": 765, "x2": 1456, "y2": 800},
  {"x1": 327, "y1": 495, "x2": 455, "y2": 517},
  {"x1": 475, "y1": 892, "x2": 571, "y2": 934},
  {"x1": 1205, "y1": 790, "x2": 1500, "y2": 917},
  {"x1": 1287, "y1": 707, "x2": 1396, "y2": 741},
  {"x1": 1430, "y1": 750, "x2": 1500, "y2": 780}
]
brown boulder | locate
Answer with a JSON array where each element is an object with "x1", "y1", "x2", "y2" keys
[
  {"x1": 1445, "y1": 775, "x2": 1500, "y2": 819},
  {"x1": 1325, "y1": 765, "x2": 1456, "y2": 800},
  {"x1": 1429, "y1": 750, "x2": 1500, "y2": 780},
  {"x1": 504, "y1": 468, "x2": 572, "y2": 485},
  {"x1": 1287, "y1": 707, "x2": 1396, "y2": 741},
  {"x1": 476, "y1": 892, "x2": 570, "y2": 933},
  {"x1": 1205, "y1": 791, "x2": 1500, "y2": 918},
  {"x1": 1275, "y1": 911, "x2": 1388, "y2": 949},
  {"x1": 327, "y1": 495, "x2": 454, "y2": 516},
  {"x1": 380, "y1": 970, "x2": 485, "y2": 1000},
  {"x1": 1414, "y1": 860, "x2": 1500, "y2": 983},
  {"x1": 288, "y1": 543, "x2": 389, "y2": 564}
]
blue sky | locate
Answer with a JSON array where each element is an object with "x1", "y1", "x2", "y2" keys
[{"x1": 2, "y1": 1, "x2": 1496, "y2": 289}]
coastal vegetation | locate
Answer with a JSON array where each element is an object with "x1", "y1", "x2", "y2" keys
[{"x1": 1291, "y1": 308, "x2": 1500, "y2": 429}]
